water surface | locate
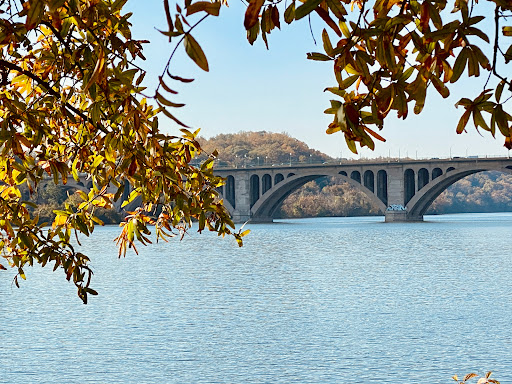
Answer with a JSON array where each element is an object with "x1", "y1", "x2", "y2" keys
[{"x1": 1, "y1": 213, "x2": 511, "y2": 383}]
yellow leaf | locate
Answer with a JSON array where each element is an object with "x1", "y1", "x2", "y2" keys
[
  {"x1": 244, "y1": 0, "x2": 265, "y2": 30},
  {"x1": 26, "y1": 0, "x2": 44, "y2": 30},
  {"x1": 52, "y1": 214, "x2": 68, "y2": 228},
  {"x1": 84, "y1": 48, "x2": 105, "y2": 91}
]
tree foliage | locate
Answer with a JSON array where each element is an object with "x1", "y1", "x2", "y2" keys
[
  {"x1": 0, "y1": 0, "x2": 246, "y2": 303},
  {"x1": 278, "y1": 178, "x2": 382, "y2": 217},
  {"x1": 429, "y1": 170, "x2": 512, "y2": 213},
  {"x1": 157, "y1": 0, "x2": 512, "y2": 153},
  {"x1": 198, "y1": 131, "x2": 330, "y2": 166}
]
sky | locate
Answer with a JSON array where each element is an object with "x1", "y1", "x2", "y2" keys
[{"x1": 124, "y1": 0, "x2": 510, "y2": 160}]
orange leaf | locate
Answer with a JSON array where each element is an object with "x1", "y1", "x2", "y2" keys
[
  {"x1": 345, "y1": 104, "x2": 359, "y2": 124},
  {"x1": 364, "y1": 126, "x2": 386, "y2": 142},
  {"x1": 244, "y1": 0, "x2": 265, "y2": 30},
  {"x1": 315, "y1": 8, "x2": 342, "y2": 37}
]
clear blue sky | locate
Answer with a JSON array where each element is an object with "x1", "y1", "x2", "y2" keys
[{"x1": 125, "y1": 0, "x2": 509, "y2": 160}]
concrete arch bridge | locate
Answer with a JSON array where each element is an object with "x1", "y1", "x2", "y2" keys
[{"x1": 214, "y1": 157, "x2": 512, "y2": 223}]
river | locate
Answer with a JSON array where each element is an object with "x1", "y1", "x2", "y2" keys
[{"x1": 1, "y1": 212, "x2": 512, "y2": 384}]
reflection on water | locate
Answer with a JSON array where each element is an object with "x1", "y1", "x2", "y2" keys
[{"x1": 1, "y1": 213, "x2": 512, "y2": 383}]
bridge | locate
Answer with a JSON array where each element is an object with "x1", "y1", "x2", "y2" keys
[{"x1": 214, "y1": 157, "x2": 512, "y2": 223}]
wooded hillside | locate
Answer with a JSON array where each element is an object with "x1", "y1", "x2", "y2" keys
[{"x1": 198, "y1": 131, "x2": 330, "y2": 167}]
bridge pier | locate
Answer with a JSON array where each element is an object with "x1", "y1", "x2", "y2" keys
[
  {"x1": 230, "y1": 171, "x2": 252, "y2": 223},
  {"x1": 385, "y1": 211, "x2": 423, "y2": 222}
]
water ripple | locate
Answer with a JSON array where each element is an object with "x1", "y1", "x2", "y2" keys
[{"x1": 1, "y1": 213, "x2": 512, "y2": 383}]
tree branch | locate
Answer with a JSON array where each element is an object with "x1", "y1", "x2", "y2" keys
[
  {"x1": 492, "y1": 6, "x2": 511, "y2": 89},
  {"x1": 0, "y1": 59, "x2": 109, "y2": 134}
]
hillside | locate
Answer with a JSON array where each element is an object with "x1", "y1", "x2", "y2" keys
[
  {"x1": 197, "y1": 131, "x2": 330, "y2": 167},
  {"x1": 199, "y1": 132, "x2": 512, "y2": 218}
]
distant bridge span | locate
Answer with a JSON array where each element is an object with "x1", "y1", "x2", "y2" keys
[{"x1": 214, "y1": 157, "x2": 512, "y2": 223}]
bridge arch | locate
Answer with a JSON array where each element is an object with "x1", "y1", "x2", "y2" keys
[
  {"x1": 250, "y1": 171, "x2": 387, "y2": 222},
  {"x1": 250, "y1": 174, "x2": 259, "y2": 207},
  {"x1": 364, "y1": 170, "x2": 374, "y2": 192},
  {"x1": 274, "y1": 173, "x2": 284, "y2": 184},
  {"x1": 225, "y1": 175, "x2": 236, "y2": 208},
  {"x1": 377, "y1": 170, "x2": 388, "y2": 205},
  {"x1": 418, "y1": 168, "x2": 429, "y2": 190},
  {"x1": 432, "y1": 167, "x2": 443, "y2": 180},
  {"x1": 351, "y1": 171, "x2": 361, "y2": 183},
  {"x1": 406, "y1": 164, "x2": 512, "y2": 220},
  {"x1": 404, "y1": 169, "x2": 415, "y2": 205},
  {"x1": 262, "y1": 174, "x2": 272, "y2": 194}
]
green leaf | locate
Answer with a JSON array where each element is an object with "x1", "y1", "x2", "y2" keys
[
  {"x1": 431, "y1": 76, "x2": 450, "y2": 98},
  {"x1": 26, "y1": 0, "x2": 44, "y2": 30},
  {"x1": 295, "y1": 0, "x2": 323, "y2": 20},
  {"x1": 339, "y1": 21, "x2": 350, "y2": 38},
  {"x1": 284, "y1": 1, "x2": 295, "y2": 24},
  {"x1": 156, "y1": 92, "x2": 185, "y2": 108},
  {"x1": 495, "y1": 80, "x2": 505, "y2": 103},
  {"x1": 184, "y1": 34, "x2": 209, "y2": 72},
  {"x1": 504, "y1": 44, "x2": 512, "y2": 63},
  {"x1": 339, "y1": 74, "x2": 359, "y2": 90},
  {"x1": 307, "y1": 52, "x2": 332, "y2": 61},
  {"x1": 490, "y1": 107, "x2": 496, "y2": 137},
  {"x1": 472, "y1": 108, "x2": 489, "y2": 131},
  {"x1": 494, "y1": 104, "x2": 509, "y2": 137},
  {"x1": 322, "y1": 29, "x2": 333, "y2": 56},
  {"x1": 467, "y1": 26, "x2": 489, "y2": 43},
  {"x1": 326, "y1": 0, "x2": 347, "y2": 20},
  {"x1": 399, "y1": 67, "x2": 415, "y2": 81},
  {"x1": 111, "y1": 0, "x2": 128, "y2": 12},
  {"x1": 451, "y1": 47, "x2": 468, "y2": 83},
  {"x1": 345, "y1": 136, "x2": 358, "y2": 154}
]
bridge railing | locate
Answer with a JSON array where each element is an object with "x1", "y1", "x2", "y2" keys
[{"x1": 208, "y1": 155, "x2": 511, "y2": 170}]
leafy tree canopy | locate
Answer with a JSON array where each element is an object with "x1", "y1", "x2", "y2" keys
[{"x1": 0, "y1": 0, "x2": 246, "y2": 303}]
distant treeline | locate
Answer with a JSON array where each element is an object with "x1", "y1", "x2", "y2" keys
[{"x1": 427, "y1": 171, "x2": 512, "y2": 214}]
